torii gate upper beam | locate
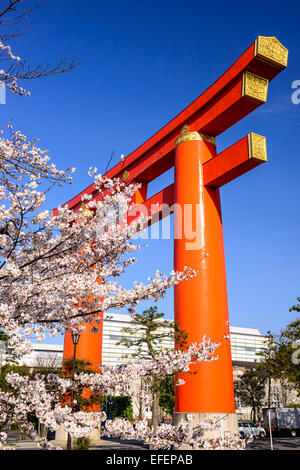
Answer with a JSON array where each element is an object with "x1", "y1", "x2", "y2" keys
[{"x1": 58, "y1": 36, "x2": 288, "y2": 216}]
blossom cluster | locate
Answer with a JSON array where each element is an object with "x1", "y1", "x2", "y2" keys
[
  {"x1": 0, "y1": 128, "x2": 196, "y2": 356},
  {"x1": 0, "y1": 128, "x2": 243, "y2": 451},
  {"x1": 0, "y1": 40, "x2": 30, "y2": 96},
  {"x1": 0, "y1": 341, "x2": 245, "y2": 450},
  {"x1": 104, "y1": 417, "x2": 246, "y2": 451},
  {"x1": 0, "y1": 371, "x2": 106, "y2": 450}
]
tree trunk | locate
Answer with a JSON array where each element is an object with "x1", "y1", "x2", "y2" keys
[
  {"x1": 138, "y1": 378, "x2": 143, "y2": 421},
  {"x1": 152, "y1": 390, "x2": 160, "y2": 430},
  {"x1": 268, "y1": 377, "x2": 271, "y2": 408}
]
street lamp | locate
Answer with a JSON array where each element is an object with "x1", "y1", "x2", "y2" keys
[
  {"x1": 71, "y1": 332, "x2": 80, "y2": 346},
  {"x1": 67, "y1": 331, "x2": 81, "y2": 450},
  {"x1": 108, "y1": 397, "x2": 113, "y2": 419}
]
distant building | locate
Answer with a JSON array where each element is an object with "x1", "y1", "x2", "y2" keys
[
  {"x1": 2, "y1": 313, "x2": 266, "y2": 368},
  {"x1": 101, "y1": 313, "x2": 267, "y2": 367}
]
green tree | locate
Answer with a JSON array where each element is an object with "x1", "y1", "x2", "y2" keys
[
  {"x1": 289, "y1": 299, "x2": 300, "y2": 316},
  {"x1": 278, "y1": 317, "x2": 300, "y2": 394},
  {"x1": 117, "y1": 306, "x2": 187, "y2": 429},
  {"x1": 102, "y1": 395, "x2": 133, "y2": 420},
  {"x1": 0, "y1": 331, "x2": 8, "y2": 342},
  {"x1": 62, "y1": 358, "x2": 93, "y2": 376},
  {"x1": 235, "y1": 369, "x2": 266, "y2": 423},
  {"x1": 256, "y1": 317, "x2": 300, "y2": 398},
  {"x1": 62, "y1": 359, "x2": 103, "y2": 412},
  {"x1": 0, "y1": 363, "x2": 34, "y2": 434},
  {"x1": 0, "y1": 363, "x2": 31, "y2": 393},
  {"x1": 158, "y1": 376, "x2": 175, "y2": 417},
  {"x1": 256, "y1": 332, "x2": 281, "y2": 407}
]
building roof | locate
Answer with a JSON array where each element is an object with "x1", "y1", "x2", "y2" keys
[
  {"x1": 31, "y1": 343, "x2": 63, "y2": 351},
  {"x1": 104, "y1": 313, "x2": 262, "y2": 336},
  {"x1": 229, "y1": 326, "x2": 262, "y2": 336}
]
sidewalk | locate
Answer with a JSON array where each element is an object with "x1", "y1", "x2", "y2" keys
[
  {"x1": 5, "y1": 431, "x2": 145, "y2": 450},
  {"x1": 90, "y1": 437, "x2": 146, "y2": 450}
]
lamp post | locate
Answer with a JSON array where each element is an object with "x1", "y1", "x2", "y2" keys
[
  {"x1": 108, "y1": 397, "x2": 113, "y2": 419},
  {"x1": 66, "y1": 332, "x2": 81, "y2": 451}
]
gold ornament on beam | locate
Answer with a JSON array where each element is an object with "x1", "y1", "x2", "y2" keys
[
  {"x1": 255, "y1": 36, "x2": 288, "y2": 68},
  {"x1": 242, "y1": 71, "x2": 269, "y2": 103},
  {"x1": 80, "y1": 202, "x2": 92, "y2": 216},
  {"x1": 175, "y1": 124, "x2": 216, "y2": 148},
  {"x1": 248, "y1": 133, "x2": 267, "y2": 162},
  {"x1": 122, "y1": 170, "x2": 129, "y2": 182}
]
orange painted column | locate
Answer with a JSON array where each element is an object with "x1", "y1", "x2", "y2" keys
[
  {"x1": 62, "y1": 183, "x2": 147, "y2": 373},
  {"x1": 174, "y1": 127, "x2": 235, "y2": 414},
  {"x1": 63, "y1": 313, "x2": 103, "y2": 372}
]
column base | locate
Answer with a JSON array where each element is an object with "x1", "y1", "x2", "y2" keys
[
  {"x1": 173, "y1": 412, "x2": 239, "y2": 449},
  {"x1": 51, "y1": 425, "x2": 102, "y2": 448}
]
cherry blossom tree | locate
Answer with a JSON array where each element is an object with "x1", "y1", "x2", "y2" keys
[
  {"x1": 0, "y1": 126, "x2": 248, "y2": 450},
  {"x1": 0, "y1": 0, "x2": 79, "y2": 96},
  {"x1": 0, "y1": 123, "x2": 250, "y2": 450},
  {"x1": 0, "y1": 126, "x2": 198, "y2": 358},
  {"x1": 0, "y1": 338, "x2": 248, "y2": 450}
]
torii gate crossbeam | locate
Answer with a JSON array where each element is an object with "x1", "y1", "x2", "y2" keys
[{"x1": 58, "y1": 36, "x2": 288, "y2": 436}]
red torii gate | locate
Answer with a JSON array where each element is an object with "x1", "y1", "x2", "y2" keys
[{"x1": 59, "y1": 36, "x2": 288, "y2": 434}]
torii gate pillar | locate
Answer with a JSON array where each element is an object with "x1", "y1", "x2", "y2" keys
[{"x1": 173, "y1": 129, "x2": 237, "y2": 433}]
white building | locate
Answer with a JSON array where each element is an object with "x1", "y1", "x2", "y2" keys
[
  {"x1": 6, "y1": 313, "x2": 266, "y2": 368},
  {"x1": 102, "y1": 313, "x2": 266, "y2": 367}
]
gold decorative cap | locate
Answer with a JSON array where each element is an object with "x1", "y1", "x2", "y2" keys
[
  {"x1": 255, "y1": 36, "x2": 288, "y2": 68},
  {"x1": 242, "y1": 71, "x2": 269, "y2": 103},
  {"x1": 80, "y1": 202, "x2": 92, "y2": 216},
  {"x1": 122, "y1": 169, "x2": 129, "y2": 182},
  {"x1": 248, "y1": 132, "x2": 267, "y2": 162},
  {"x1": 175, "y1": 125, "x2": 216, "y2": 148}
]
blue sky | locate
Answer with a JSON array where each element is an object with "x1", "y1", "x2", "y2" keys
[{"x1": 2, "y1": 0, "x2": 300, "y2": 342}]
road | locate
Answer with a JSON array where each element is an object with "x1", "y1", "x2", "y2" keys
[{"x1": 246, "y1": 437, "x2": 300, "y2": 450}]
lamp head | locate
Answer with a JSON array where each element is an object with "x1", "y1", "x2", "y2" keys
[{"x1": 71, "y1": 332, "x2": 80, "y2": 346}]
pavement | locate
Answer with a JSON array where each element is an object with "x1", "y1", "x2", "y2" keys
[
  {"x1": 90, "y1": 437, "x2": 146, "y2": 450},
  {"x1": 4, "y1": 432, "x2": 300, "y2": 451}
]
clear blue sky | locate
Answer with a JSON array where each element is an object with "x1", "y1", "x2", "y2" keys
[{"x1": 3, "y1": 0, "x2": 300, "y2": 341}]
